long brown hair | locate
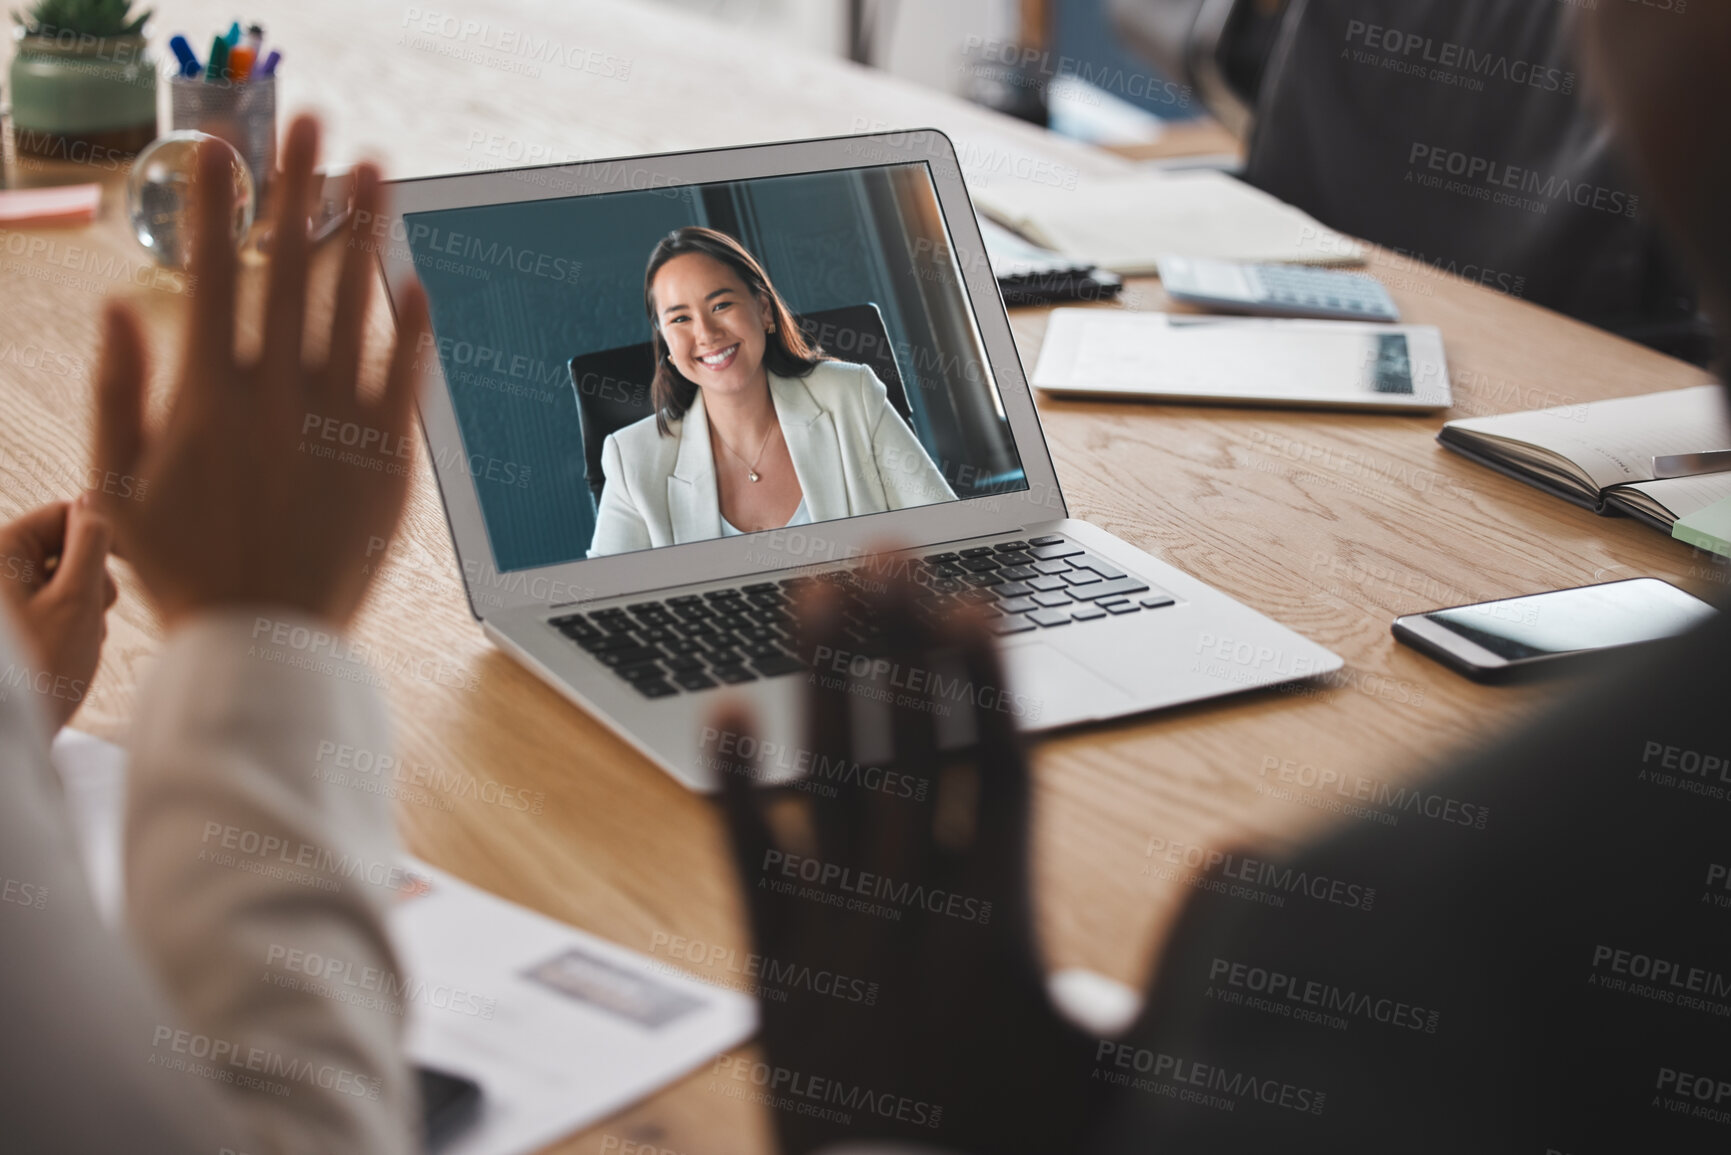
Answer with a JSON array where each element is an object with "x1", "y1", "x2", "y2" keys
[{"x1": 643, "y1": 226, "x2": 828, "y2": 436}]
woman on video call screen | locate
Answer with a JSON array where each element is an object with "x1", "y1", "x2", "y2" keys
[{"x1": 586, "y1": 226, "x2": 954, "y2": 557}]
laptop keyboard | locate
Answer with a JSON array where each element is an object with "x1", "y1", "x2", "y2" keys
[{"x1": 546, "y1": 535, "x2": 1176, "y2": 699}]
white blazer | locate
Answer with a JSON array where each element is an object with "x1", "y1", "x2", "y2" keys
[{"x1": 588, "y1": 360, "x2": 956, "y2": 557}]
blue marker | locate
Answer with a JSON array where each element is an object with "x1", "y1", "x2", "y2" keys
[
  {"x1": 168, "y1": 33, "x2": 202, "y2": 78},
  {"x1": 224, "y1": 21, "x2": 241, "y2": 47}
]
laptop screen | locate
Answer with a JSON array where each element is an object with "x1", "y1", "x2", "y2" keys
[{"x1": 405, "y1": 160, "x2": 1028, "y2": 573}]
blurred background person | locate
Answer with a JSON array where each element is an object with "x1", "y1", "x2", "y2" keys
[{"x1": 1110, "y1": 0, "x2": 1712, "y2": 362}]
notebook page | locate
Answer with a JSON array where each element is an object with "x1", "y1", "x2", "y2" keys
[
  {"x1": 1444, "y1": 386, "x2": 1731, "y2": 493},
  {"x1": 970, "y1": 170, "x2": 1365, "y2": 274},
  {"x1": 1612, "y1": 472, "x2": 1731, "y2": 524}
]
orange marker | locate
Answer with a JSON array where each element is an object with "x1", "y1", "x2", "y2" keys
[{"x1": 229, "y1": 43, "x2": 256, "y2": 82}]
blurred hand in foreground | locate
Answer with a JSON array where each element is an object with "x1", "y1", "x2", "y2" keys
[
  {"x1": 0, "y1": 497, "x2": 116, "y2": 729},
  {"x1": 712, "y1": 559, "x2": 1110, "y2": 1155},
  {"x1": 90, "y1": 114, "x2": 431, "y2": 630}
]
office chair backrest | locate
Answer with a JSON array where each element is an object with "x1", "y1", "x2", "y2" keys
[{"x1": 567, "y1": 302, "x2": 910, "y2": 510}]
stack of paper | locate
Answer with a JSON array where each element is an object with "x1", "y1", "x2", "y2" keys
[{"x1": 969, "y1": 169, "x2": 1365, "y2": 274}]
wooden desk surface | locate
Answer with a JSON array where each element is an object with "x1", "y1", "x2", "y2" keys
[{"x1": 1, "y1": 3, "x2": 1720, "y2": 1152}]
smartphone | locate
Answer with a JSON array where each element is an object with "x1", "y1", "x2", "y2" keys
[
  {"x1": 1392, "y1": 578, "x2": 1716, "y2": 683},
  {"x1": 417, "y1": 1065, "x2": 481, "y2": 1150}
]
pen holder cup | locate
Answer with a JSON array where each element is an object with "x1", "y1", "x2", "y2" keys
[{"x1": 168, "y1": 75, "x2": 276, "y2": 199}]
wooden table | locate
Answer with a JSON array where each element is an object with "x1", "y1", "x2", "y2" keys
[{"x1": 1, "y1": 3, "x2": 1719, "y2": 1152}]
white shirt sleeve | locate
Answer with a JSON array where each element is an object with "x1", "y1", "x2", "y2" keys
[{"x1": 0, "y1": 606, "x2": 417, "y2": 1155}]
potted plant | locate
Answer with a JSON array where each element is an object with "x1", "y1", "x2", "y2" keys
[{"x1": 9, "y1": 0, "x2": 156, "y2": 162}]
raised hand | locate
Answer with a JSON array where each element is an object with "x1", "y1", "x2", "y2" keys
[
  {"x1": 712, "y1": 559, "x2": 1109, "y2": 1155},
  {"x1": 90, "y1": 114, "x2": 432, "y2": 630}
]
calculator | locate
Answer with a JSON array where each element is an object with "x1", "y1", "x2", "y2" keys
[{"x1": 1157, "y1": 256, "x2": 1400, "y2": 322}]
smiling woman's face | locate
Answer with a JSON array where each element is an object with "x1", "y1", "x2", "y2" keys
[{"x1": 651, "y1": 252, "x2": 773, "y2": 402}]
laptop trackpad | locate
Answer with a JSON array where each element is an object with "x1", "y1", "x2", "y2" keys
[{"x1": 1002, "y1": 643, "x2": 1135, "y2": 728}]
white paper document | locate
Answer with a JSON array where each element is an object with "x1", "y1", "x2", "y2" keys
[{"x1": 969, "y1": 169, "x2": 1365, "y2": 274}]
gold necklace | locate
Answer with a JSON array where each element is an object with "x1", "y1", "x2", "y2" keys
[{"x1": 714, "y1": 419, "x2": 777, "y2": 482}]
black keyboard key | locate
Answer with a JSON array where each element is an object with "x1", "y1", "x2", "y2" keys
[
  {"x1": 616, "y1": 662, "x2": 666, "y2": 682},
  {"x1": 960, "y1": 546, "x2": 997, "y2": 558},
  {"x1": 704, "y1": 590, "x2": 741, "y2": 601},
  {"x1": 998, "y1": 565, "x2": 1038, "y2": 581},
  {"x1": 1032, "y1": 591, "x2": 1074, "y2": 608},
  {"x1": 681, "y1": 620, "x2": 720, "y2": 638},
  {"x1": 752, "y1": 654, "x2": 807, "y2": 677},
  {"x1": 960, "y1": 557, "x2": 1001, "y2": 574},
  {"x1": 994, "y1": 540, "x2": 1030, "y2": 552},
  {"x1": 583, "y1": 633, "x2": 643, "y2": 654},
  {"x1": 633, "y1": 679, "x2": 679, "y2": 699},
  {"x1": 924, "y1": 552, "x2": 959, "y2": 563},
  {"x1": 962, "y1": 572, "x2": 1003, "y2": 588},
  {"x1": 998, "y1": 596, "x2": 1038, "y2": 615},
  {"x1": 994, "y1": 581, "x2": 1033, "y2": 598},
  {"x1": 991, "y1": 614, "x2": 1037, "y2": 635},
  {"x1": 1071, "y1": 605, "x2": 1108, "y2": 622},
  {"x1": 1027, "y1": 575, "x2": 1069, "y2": 592},
  {"x1": 713, "y1": 614, "x2": 753, "y2": 631},
  {"x1": 1033, "y1": 558, "x2": 1073, "y2": 575},
  {"x1": 1073, "y1": 576, "x2": 1152, "y2": 602},
  {"x1": 742, "y1": 583, "x2": 777, "y2": 593},
  {"x1": 958, "y1": 589, "x2": 998, "y2": 605},
  {"x1": 1077, "y1": 555, "x2": 1127, "y2": 581},
  {"x1": 1029, "y1": 608, "x2": 1073, "y2": 628},
  {"x1": 994, "y1": 550, "x2": 1034, "y2": 566},
  {"x1": 674, "y1": 670, "x2": 718, "y2": 691},
  {"x1": 664, "y1": 655, "x2": 708, "y2": 673},
  {"x1": 1031, "y1": 542, "x2": 1084, "y2": 560},
  {"x1": 1062, "y1": 569, "x2": 1103, "y2": 587},
  {"x1": 627, "y1": 601, "x2": 663, "y2": 614},
  {"x1": 597, "y1": 645, "x2": 663, "y2": 668},
  {"x1": 1141, "y1": 593, "x2": 1177, "y2": 609},
  {"x1": 1028, "y1": 535, "x2": 1065, "y2": 545},
  {"x1": 669, "y1": 595, "x2": 703, "y2": 606},
  {"x1": 712, "y1": 665, "x2": 758, "y2": 685},
  {"x1": 1104, "y1": 601, "x2": 1142, "y2": 615}
]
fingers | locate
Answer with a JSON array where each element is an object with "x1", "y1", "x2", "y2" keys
[
  {"x1": 379, "y1": 278, "x2": 431, "y2": 431},
  {"x1": 93, "y1": 302, "x2": 149, "y2": 502},
  {"x1": 323, "y1": 163, "x2": 383, "y2": 398},
  {"x1": 798, "y1": 580, "x2": 857, "y2": 863},
  {"x1": 859, "y1": 563, "x2": 940, "y2": 887},
  {"x1": 956, "y1": 617, "x2": 1032, "y2": 901},
  {"x1": 0, "y1": 503, "x2": 70, "y2": 595},
  {"x1": 184, "y1": 135, "x2": 240, "y2": 394},
  {"x1": 54, "y1": 497, "x2": 114, "y2": 604},
  {"x1": 259, "y1": 115, "x2": 321, "y2": 379},
  {"x1": 710, "y1": 705, "x2": 785, "y2": 939}
]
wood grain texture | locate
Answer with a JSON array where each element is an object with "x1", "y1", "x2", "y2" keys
[{"x1": 1, "y1": 3, "x2": 1722, "y2": 1152}]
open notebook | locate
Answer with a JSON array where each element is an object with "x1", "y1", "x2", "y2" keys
[{"x1": 1438, "y1": 385, "x2": 1731, "y2": 531}]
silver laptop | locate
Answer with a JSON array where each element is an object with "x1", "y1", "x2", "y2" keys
[{"x1": 379, "y1": 129, "x2": 1341, "y2": 791}]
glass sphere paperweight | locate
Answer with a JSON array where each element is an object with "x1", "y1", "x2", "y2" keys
[{"x1": 126, "y1": 131, "x2": 256, "y2": 269}]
